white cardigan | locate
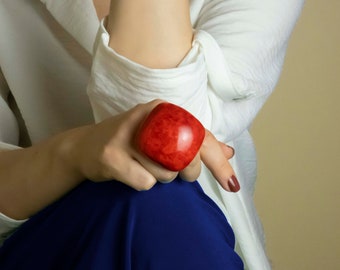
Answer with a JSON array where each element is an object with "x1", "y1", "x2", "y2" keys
[{"x1": 0, "y1": 0, "x2": 304, "y2": 269}]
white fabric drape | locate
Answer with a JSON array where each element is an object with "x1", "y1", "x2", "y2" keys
[{"x1": 0, "y1": 1, "x2": 304, "y2": 269}]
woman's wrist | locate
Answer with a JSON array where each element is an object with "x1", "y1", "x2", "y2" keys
[{"x1": 52, "y1": 125, "x2": 94, "y2": 186}]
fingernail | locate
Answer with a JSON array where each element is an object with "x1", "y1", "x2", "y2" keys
[{"x1": 228, "y1": 175, "x2": 240, "y2": 192}]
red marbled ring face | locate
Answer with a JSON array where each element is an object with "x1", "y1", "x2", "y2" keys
[{"x1": 136, "y1": 103, "x2": 205, "y2": 171}]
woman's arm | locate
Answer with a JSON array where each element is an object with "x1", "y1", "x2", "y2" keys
[
  {"x1": 0, "y1": 101, "x2": 153, "y2": 219},
  {"x1": 106, "y1": 0, "x2": 192, "y2": 69},
  {"x1": 100, "y1": 0, "x2": 239, "y2": 187},
  {"x1": 0, "y1": 100, "x2": 166, "y2": 220},
  {"x1": 0, "y1": 100, "x2": 236, "y2": 220}
]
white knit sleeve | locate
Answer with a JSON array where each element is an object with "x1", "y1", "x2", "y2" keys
[{"x1": 192, "y1": 0, "x2": 305, "y2": 141}]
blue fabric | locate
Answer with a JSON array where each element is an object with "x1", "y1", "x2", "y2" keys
[{"x1": 0, "y1": 178, "x2": 243, "y2": 269}]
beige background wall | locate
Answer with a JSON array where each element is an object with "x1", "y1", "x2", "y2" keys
[{"x1": 252, "y1": 1, "x2": 340, "y2": 269}]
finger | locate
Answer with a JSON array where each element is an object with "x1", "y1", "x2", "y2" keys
[
  {"x1": 219, "y1": 142, "x2": 235, "y2": 160},
  {"x1": 128, "y1": 99, "x2": 179, "y2": 183},
  {"x1": 113, "y1": 153, "x2": 158, "y2": 191},
  {"x1": 200, "y1": 130, "x2": 240, "y2": 192},
  {"x1": 179, "y1": 153, "x2": 201, "y2": 182},
  {"x1": 128, "y1": 99, "x2": 166, "y2": 126},
  {"x1": 132, "y1": 150, "x2": 178, "y2": 183},
  {"x1": 118, "y1": 99, "x2": 167, "y2": 139}
]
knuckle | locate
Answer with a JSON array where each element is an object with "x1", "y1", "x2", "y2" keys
[
  {"x1": 159, "y1": 170, "x2": 178, "y2": 182},
  {"x1": 127, "y1": 106, "x2": 142, "y2": 123},
  {"x1": 98, "y1": 146, "x2": 124, "y2": 177},
  {"x1": 150, "y1": 99, "x2": 164, "y2": 106},
  {"x1": 186, "y1": 157, "x2": 200, "y2": 170},
  {"x1": 202, "y1": 130, "x2": 214, "y2": 147},
  {"x1": 136, "y1": 178, "x2": 157, "y2": 191},
  {"x1": 100, "y1": 145, "x2": 116, "y2": 167},
  {"x1": 216, "y1": 162, "x2": 233, "y2": 179},
  {"x1": 181, "y1": 167, "x2": 201, "y2": 182}
]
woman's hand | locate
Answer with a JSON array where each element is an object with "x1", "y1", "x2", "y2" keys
[
  {"x1": 0, "y1": 100, "x2": 237, "y2": 220},
  {"x1": 67, "y1": 100, "x2": 238, "y2": 192},
  {"x1": 180, "y1": 130, "x2": 239, "y2": 192}
]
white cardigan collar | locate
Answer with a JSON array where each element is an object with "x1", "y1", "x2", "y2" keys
[{"x1": 40, "y1": 0, "x2": 100, "y2": 54}]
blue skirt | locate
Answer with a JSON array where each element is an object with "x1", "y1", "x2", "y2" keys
[{"x1": 0, "y1": 178, "x2": 243, "y2": 269}]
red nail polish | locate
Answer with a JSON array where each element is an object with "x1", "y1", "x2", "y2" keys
[{"x1": 228, "y1": 175, "x2": 240, "y2": 192}]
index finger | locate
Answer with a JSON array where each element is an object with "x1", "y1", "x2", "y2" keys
[{"x1": 200, "y1": 130, "x2": 240, "y2": 192}]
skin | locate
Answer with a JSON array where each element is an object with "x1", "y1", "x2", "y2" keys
[
  {"x1": 106, "y1": 0, "x2": 193, "y2": 69},
  {"x1": 0, "y1": 0, "x2": 236, "y2": 220}
]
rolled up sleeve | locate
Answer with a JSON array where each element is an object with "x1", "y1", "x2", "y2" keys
[
  {"x1": 87, "y1": 20, "x2": 213, "y2": 129},
  {"x1": 192, "y1": 0, "x2": 305, "y2": 140}
]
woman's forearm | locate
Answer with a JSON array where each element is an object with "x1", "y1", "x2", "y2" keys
[
  {"x1": 107, "y1": 0, "x2": 192, "y2": 68},
  {"x1": 0, "y1": 101, "x2": 176, "y2": 220},
  {"x1": 0, "y1": 101, "x2": 178, "y2": 221},
  {"x1": 0, "y1": 128, "x2": 85, "y2": 220}
]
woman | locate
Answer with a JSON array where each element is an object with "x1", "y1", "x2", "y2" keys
[{"x1": 0, "y1": 0, "x2": 304, "y2": 269}]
